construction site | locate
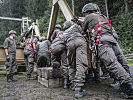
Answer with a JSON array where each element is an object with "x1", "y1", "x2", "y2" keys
[{"x1": 0, "y1": 0, "x2": 133, "y2": 100}]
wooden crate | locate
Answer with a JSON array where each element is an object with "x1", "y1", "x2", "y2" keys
[
  {"x1": 37, "y1": 68, "x2": 42, "y2": 78},
  {"x1": 38, "y1": 76, "x2": 63, "y2": 88},
  {"x1": 41, "y1": 67, "x2": 62, "y2": 79}
]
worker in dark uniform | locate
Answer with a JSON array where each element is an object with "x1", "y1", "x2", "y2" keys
[
  {"x1": 4, "y1": 30, "x2": 20, "y2": 82},
  {"x1": 23, "y1": 35, "x2": 39, "y2": 80},
  {"x1": 51, "y1": 31, "x2": 68, "y2": 89},
  {"x1": 63, "y1": 22, "x2": 88, "y2": 98},
  {"x1": 36, "y1": 37, "x2": 51, "y2": 68},
  {"x1": 109, "y1": 28, "x2": 131, "y2": 88},
  {"x1": 100, "y1": 28, "x2": 131, "y2": 88},
  {"x1": 82, "y1": 3, "x2": 133, "y2": 99}
]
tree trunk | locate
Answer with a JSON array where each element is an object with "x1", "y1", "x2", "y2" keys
[{"x1": 124, "y1": 0, "x2": 129, "y2": 13}]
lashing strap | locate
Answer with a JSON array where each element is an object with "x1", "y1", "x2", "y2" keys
[
  {"x1": 56, "y1": 36, "x2": 64, "y2": 40},
  {"x1": 26, "y1": 39, "x2": 34, "y2": 53},
  {"x1": 91, "y1": 13, "x2": 113, "y2": 44}
]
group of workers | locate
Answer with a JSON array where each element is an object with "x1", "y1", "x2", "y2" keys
[{"x1": 4, "y1": 3, "x2": 133, "y2": 99}]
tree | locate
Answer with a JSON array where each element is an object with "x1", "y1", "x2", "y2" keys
[{"x1": 124, "y1": 0, "x2": 129, "y2": 13}]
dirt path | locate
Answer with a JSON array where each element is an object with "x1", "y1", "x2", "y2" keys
[{"x1": 0, "y1": 65, "x2": 133, "y2": 100}]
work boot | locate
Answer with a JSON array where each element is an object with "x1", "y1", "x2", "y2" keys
[
  {"x1": 26, "y1": 74, "x2": 36, "y2": 80},
  {"x1": 94, "y1": 76, "x2": 101, "y2": 83},
  {"x1": 109, "y1": 80, "x2": 120, "y2": 89},
  {"x1": 88, "y1": 69, "x2": 94, "y2": 83},
  {"x1": 70, "y1": 83, "x2": 75, "y2": 91},
  {"x1": 11, "y1": 74, "x2": 17, "y2": 81},
  {"x1": 75, "y1": 87, "x2": 86, "y2": 98},
  {"x1": 100, "y1": 72, "x2": 110, "y2": 80},
  {"x1": 93, "y1": 68, "x2": 101, "y2": 83},
  {"x1": 64, "y1": 78, "x2": 69, "y2": 89},
  {"x1": 52, "y1": 61, "x2": 60, "y2": 68},
  {"x1": 120, "y1": 82, "x2": 133, "y2": 99},
  {"x1": 93, "y1": 70, "x2": 101, "y2": 83},
  {"x1": 126, "y1": 69, "x2": 131, "y2": 77},
  {"x1": 7, "y1": 74, "x2": 12, "y2": 82}
]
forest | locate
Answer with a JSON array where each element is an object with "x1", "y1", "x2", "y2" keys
[{"x1": 0, "y1": 0, "x2": 133, "y2": 54}]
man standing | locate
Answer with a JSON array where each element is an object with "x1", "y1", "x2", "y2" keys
[
  {"x1": 63, "y1": 22, "x2": 88, "y2": 98},
  {"x1": 23, "y1": 35, "x2": 39, "y2": 80},
  {"x1": 82, "y1": 3, "x2": 133, "y2": 99},
  {"x1": 4, "y1": 30, "x2": 19, "y2": 82}
]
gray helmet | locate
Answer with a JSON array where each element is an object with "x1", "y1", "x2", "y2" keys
[
  {"x1": 82, "y1": 3, "x2": 100, "y2": 13},
  {"x1": 63, "y1": 21, "x2": 74, "y2": 29},
  {"x1": 55, "y1": 24, "x2": 62, "y2": 30},
  {"x1": 39, "y1": 36, "x2": 46, "y2": 41},
  {"x1": 9, "y1": 30, "x2": 17, "y2": 35}
]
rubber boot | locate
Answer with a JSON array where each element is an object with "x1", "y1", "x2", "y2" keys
[
  {"x1": 100, "y1": 72, "x2": 110, "y2": 80},
  {"x1": 88, "y1": 69, "x2": 94, "y2": 83},
  {"x1": 26, "y1": 74, "x2": 36, "y2": 80},
  {"x1": 64, "y1": 78, "x2": 69, "y2": 89},
  {"x1": 70, "y1": 83, "x2": 75, "y2": 91},
  {"x1": 120, "y1": 82, "x2": 133, "y2": 99},
  {"x1": 93, "y1": 68, "x2": 101, "y2": 83},
  {"x1": 126, "y1": 69, "x2": 131, "y2": 77},
  {"x1": 75, "y1": 87, "x2": 86, "y2": 98},
  {"x1": 7, "y1": 74, "x2": 12, "y2": 82},
  {"x1": 11, "y1": 74, "x2": 17, "y2": 81},
  {"x1": 52, "y1": 61, "x2": 60, "y2": 68},
  {"x1": 109, "y1": 79, "x2": 120, "y2": 89}
]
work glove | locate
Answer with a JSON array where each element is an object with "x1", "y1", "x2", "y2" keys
[
  {"x1": 71, "y1": 15, "x2": 79, "y2": 22},
  {"x1": 16, "y1": 42, "x2": 20, "y2": 45},
  {"x1": 73, "y1": 15, "x2": 79, "y2": 21},
  {"x1": 6, "y1": 55, "x2": 10, "y2": 62}
]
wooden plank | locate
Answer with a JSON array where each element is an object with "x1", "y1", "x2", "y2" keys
[
  {"x1": 47, "y1": 1, "x2": 59, "y2": 40},
  {"x1": 38, "y1": 77, "x2": 63, "y2": 88},
  {"x1": 37, "y1": 68, "x2": 42, "y2": 78},
  {"x1": 47, "y1": 0, "x2": 74, "y2": 40},
  {"x1": 58, "y1": 0, "x2": 73, "y2": 21}
]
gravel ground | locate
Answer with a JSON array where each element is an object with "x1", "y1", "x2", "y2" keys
[{"x1": 0, "y1": 65, "x2": 133, "y2": 100}]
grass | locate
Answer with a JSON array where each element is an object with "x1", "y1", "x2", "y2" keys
[
  {"x1": 128, "y1": 63, "x2": 133, "y2": 65},
  {"x1": 0, "y1": 69, "x2": 6, "y2": 75}
]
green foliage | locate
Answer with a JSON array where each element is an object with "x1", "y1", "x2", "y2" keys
[
  {"x1": 56, "y1": 9, "x2": 66, "y2": 30},
  {"x1": 111, "y1": 13, "x2": 133, "y2": 54},
  {"x1": 15, "y1": 35, "x2": 21, "y2": 41},
  {"x1": 0, "y1": 0, "x2": 133, "y2": 54},
  {"x1": 38, "y1": 0, "x2": 52, "y2": 37}
]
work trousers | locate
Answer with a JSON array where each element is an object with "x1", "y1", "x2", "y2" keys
[
  {"x1": 99, "y1": 44, "x2": 132, "y2": 84},
  {"x1": 67, "y1": 38, "x2": 88, "y2": 87},
  {"x1": 24, "y1": 53, "x2": 34, "y2": 74},
  {"x1": 51, "y1": 44, "x2": 68, "y2": 78},
  {"x1": 5, "y1": 54, "x2": 16, "y2": 75}
]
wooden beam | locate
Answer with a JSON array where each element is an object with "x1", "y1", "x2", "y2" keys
[
  {"x1": 47, "y1": 1, "x2": 59, "y2": 40},
  {"x1": 47, "y1": 0, "x2": 74, "y2": 40},
  {"x1": 58, "y1": 0, "x2": 73, "y2": 21}
]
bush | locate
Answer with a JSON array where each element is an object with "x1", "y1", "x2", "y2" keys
[{"x1": 111, "y1": 13, "x2": 133, "y2": 54}]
